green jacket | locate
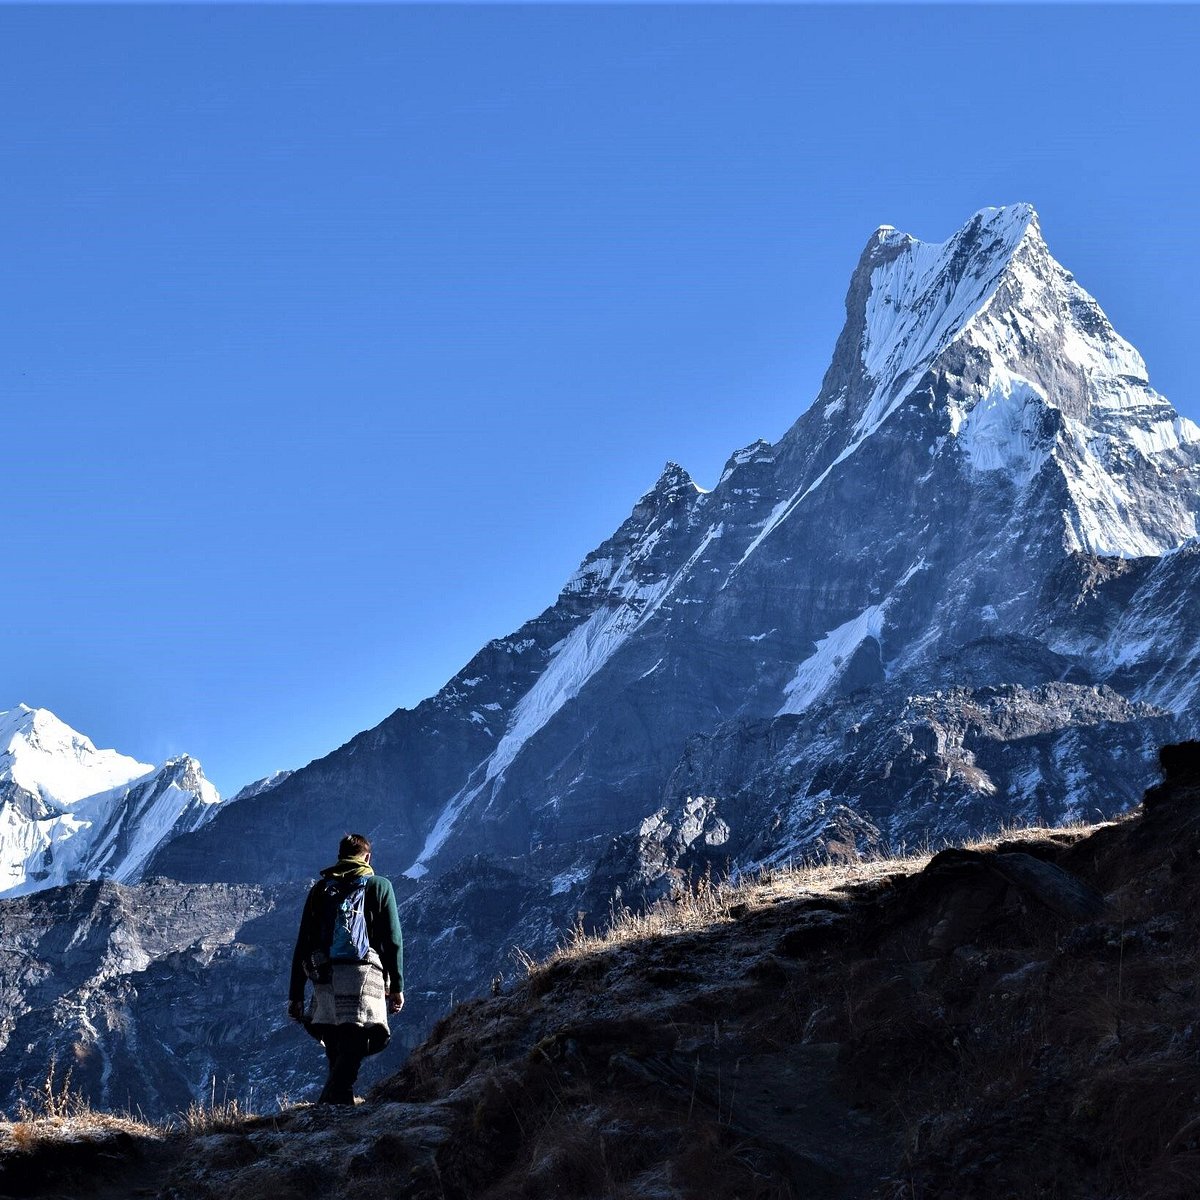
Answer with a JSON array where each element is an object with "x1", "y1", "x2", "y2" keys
[{"x1": 289, "y1": 859, "x2": 404, "y2": 1004}]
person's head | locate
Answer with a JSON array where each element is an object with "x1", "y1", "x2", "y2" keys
[{"x1": 339, "y1": 833, "x2": 371, "y2": 863}]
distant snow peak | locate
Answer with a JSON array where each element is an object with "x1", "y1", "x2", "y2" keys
[
  {"x1": 0, "y1": 704, "x2": 152, "y2": 806},
  {"x1": 84, "y1": 756, "x2": 222, "y2": 885},
  {"x1": 228, "y1": 769, "x2": 293, "y2": 804},
  {"x1": 0, "y1": 705, "x2": 221, "y2": 896}
]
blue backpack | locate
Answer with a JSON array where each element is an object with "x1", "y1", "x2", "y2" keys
[{"x1": 305, "y1": 877, "x2": 371, "y2": 982}]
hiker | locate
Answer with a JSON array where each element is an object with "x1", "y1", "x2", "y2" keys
[{"x1": 288, "y1": 833, "x2": 405, "y2": 1105}]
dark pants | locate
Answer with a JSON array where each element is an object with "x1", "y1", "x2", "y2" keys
[{"x1": 316, "y1": 1024, "x2": 371, "y2": 1105}]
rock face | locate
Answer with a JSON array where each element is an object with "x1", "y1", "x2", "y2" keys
[
  {"x1": 0, "y1": 706, "x2": 223, "y2": 897},
  {"x1": 654, "y1": 677, "x2": 1173, "y2": 869},
  {"x1": 7, "y1": 204, "x2": 1200, "y2": 1116},
  {"x1": 0, "y1": 878, "x2": 290, "y2": 1115},
  {"x1": 0, "y1": 872, "x2": 440, "y2": 1120}
]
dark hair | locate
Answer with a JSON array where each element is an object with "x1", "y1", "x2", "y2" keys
[{"x1": 339, "y1": 833, "x2": 371, "y2": 859}]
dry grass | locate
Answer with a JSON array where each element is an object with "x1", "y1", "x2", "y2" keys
[
  {"x1": 0, "y1": 1061, "x2": 270, "y2": 1152},
  {"x1": 522, "y1": 847, "x2": 937, "y2": 974},
  {"x1": 521, "y1": 814, "x2": 1115, "y2": 978},
  {"x1": 2, "y1": 1109, "x2": 161, "y2": 1150},
  {"x1": 1, "y1": 1057, "x2": 163, "y2": 1153},
  {"x1": 180, "y1": 1095, "x2": 253, "y2": 1136},
  {"x1": 179, "y1": 1075, "x2": 263, "y2": 1135}
]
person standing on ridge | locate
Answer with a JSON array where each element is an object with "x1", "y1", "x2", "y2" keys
[{"x1": 288, "y1": 833, "x2": 405, "y2": 1105}]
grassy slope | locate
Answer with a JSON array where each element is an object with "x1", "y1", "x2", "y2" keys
[{"x1": 3, "y1": 744, "x2": 1199, "y2": 1200}]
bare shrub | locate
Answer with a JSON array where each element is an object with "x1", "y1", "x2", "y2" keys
[
  {"x1": 180, "y1": 1075, "x2": 254, "y2": 1135},
  {"x1": 2, "y1": 1055, "x2": 162, "y2": 1152},
  {"x1": 15, "y1": 1055, "x2": 89, "y2": 1122}
]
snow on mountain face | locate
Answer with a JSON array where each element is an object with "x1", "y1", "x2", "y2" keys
[
  {"x1": 402, "y1": 463, "x2": 711, "y2": 879},
  {"x1": 0, "y1": 704, "x2": 151, "y2": 805},
  {"x1": 228, "y1": 770, "x2": 293, "y2": 804},
  {"x1": 0, "y1": 705, "x2": 222, "y2": 896},
  {"x1": 733, "y1": 207, "x2": 1047, "y2": 563},
  {"x1": 80, "y1": 755, "x2": 222, "y2": 886},
  {"x1": 778, "y1": 604, "x2": 885, "y2": 716},
  {"x1": 944, "y1": 209, "x2": 1200, "y2": 557},
  {"x1": 856, "y1": 205, "x2": 1037, "y2": 445},
  {"x1": 754, "y1": 204, "x2": 1200, "y2": 565}
]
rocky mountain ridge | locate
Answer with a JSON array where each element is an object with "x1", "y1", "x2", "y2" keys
[{"x1": 152, "y1": 203, "x2": 1200, "y2": 894}]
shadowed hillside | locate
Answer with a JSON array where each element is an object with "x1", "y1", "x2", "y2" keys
[{"x1": 4, "y1": 743, "x2": 1200, "y2": 1199}]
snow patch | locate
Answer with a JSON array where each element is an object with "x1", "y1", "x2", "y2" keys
[
  {"x1": 401, "y1": 772, "x2": 488, "y2": 880},
  {"x1": 550, "y1": 866, "x2": 588, "y2": 895},
  {"x1": 953, "y1": 375, "x2": 1049, "y2": 479},
  {"x1": 778, "y1": 605, "x2": 885, "y2": 715}
]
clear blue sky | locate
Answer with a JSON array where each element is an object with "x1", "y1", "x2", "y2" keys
[{"x1": 3, "y1": 5, "x2": 1197, "y2": 794}]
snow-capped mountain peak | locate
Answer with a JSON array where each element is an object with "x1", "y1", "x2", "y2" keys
[
  {"x1": 848, "y1": 202, "x2": 1192, "y2": 462},
  {"x1": 0, "y1": 703, "x2": 152, "y2": 806},
  {"x1": 771, "y1": 203, "x2": 1200, "y2": 562},
  {"x1": 857, "y1": 204, "x2": 1040, "y2": 430},
  {"x1": 0, "y1": 705, "x2": 224, "y2": 896}
]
